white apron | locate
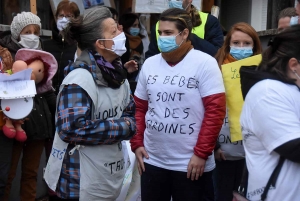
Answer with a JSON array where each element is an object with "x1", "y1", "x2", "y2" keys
[{"x1": 44, "y1": 68, "x2": 130, "y2": 200}]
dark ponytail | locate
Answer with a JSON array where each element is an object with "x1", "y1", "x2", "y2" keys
[
  {"x1": 258, "y1": 24, "x2": 300, "y2": 83},
  {"x1": 189, "y1": 5, "x2": 201, "y2": 27},
  {"x1": 61, "y1": 6, "x2": 112, "y2": 51}
]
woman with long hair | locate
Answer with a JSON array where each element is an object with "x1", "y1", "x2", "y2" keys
[{"x1": 214, "y1": 22, "x2": 262, "y2": 201}]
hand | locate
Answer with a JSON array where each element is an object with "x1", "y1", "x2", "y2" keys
[
  {"x1": 135, "y1": 147, "x2": 149, "y2": 175},
  {"x1": 124, "y1": 60, "x2": 138, "y2": 73},
  {"x1": 183, "y1": 0, "x2": 193, "y2": 11},
  {"x1": 187, "y1": 154, "x2": 206, "y2": 181},
  {"x1": 214, "y1": 148, "x2": 226, "y2": 161}
]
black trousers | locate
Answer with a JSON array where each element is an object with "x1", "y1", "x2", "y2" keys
[
  {"x1": 0, "y1": 131, "x2": 13, "y2": 201},
  {"x1": 215, "y1": 159, "x2": 245, "y2": 201},
  {"x1": 141, "y1": 162, "x2": 214, "y2": 201}
]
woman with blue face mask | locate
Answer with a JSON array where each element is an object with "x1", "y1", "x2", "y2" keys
[
  {"x1": 146, "y1": 0, "x2": 224, "y2": 59},
  {"x1": 119, "y1": 13, "x2": 144, "y2": 89},
  {"x1": 131, "y1": 8, "x2": 226, "y2": 201},
  {"x1": 213, "y1": 22, "x2": 262, "y2": 201}
]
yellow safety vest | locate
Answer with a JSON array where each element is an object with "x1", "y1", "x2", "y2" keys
[{"x1": 156, "y1": 11, "x2": 208, "y2": 51}]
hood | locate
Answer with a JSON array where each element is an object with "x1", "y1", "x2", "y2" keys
[
  {"x1": 15, "y1": 49, "x2": 58, "y2": 94},
  {"x1": 0, "y1": 31, "x2": 22, "y2": 57},
  {"x1": 64, "y1": 49, "x2": 108, "y2": 87},
  {"x1": 240, "y1": 65, "x2": 295, "y2": 100}
]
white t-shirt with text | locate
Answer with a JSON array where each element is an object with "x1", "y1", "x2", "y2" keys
[
  {"x1": 240, "y1": 79, "x2": 300, "y2": 201},
  {"x1": 135, "y1": 49, "x2": 225, "y2": 172}
]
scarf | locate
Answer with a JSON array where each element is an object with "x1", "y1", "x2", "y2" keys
[
  {"x1": 161, "y1": 40, "x2": 193, "y2": 64},
  {"x1": 125, "y1": 33, "x2": 142, "y2": 50},
  {"x1": 223, "y1": 54, "x2": 237, "y2": 65},
  {"x1": 90, "y1": 50, "x2": 127, "y2": 89}
]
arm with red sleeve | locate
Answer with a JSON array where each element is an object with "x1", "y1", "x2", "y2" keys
[
  {"x1": 130, "y1": 96, "x2": 148, "y2": 152},
  {"x1": 194, "y1": 93, "x2": 226, "y2": 160}
]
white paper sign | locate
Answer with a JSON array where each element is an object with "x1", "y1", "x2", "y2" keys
[
  {"x1": 0, "y1": 80, "x2": 36, "y2": 99},
  {"x1": 133, "y1": 0, "x2": 202, "y2": 13},
  {"x1": 0, "y1": 69, "x2": 36, "y2": 99}
]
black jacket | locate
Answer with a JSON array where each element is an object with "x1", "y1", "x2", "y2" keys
[
  {"x1": 145, "y1": 14, "x2": 224, "y2": 59},
  {"x1": 0, "y1": 31, "x2": 56, "y2": 140},
  {"x1": 0, "y1": 31, "x2": 23, "y2": 59},
  {"x1": 42, "y1": 27, "x2": 77, "y2": 93},
  {"x1": 23, "y1": 90, "x2": 56, "y2": 141},
  {"x1": 240, "y1": 65, "x2": 300, "y2": 163}
]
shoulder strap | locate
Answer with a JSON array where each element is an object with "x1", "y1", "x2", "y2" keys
[
  {"x1": 237, "y1": 156, "x2": 285, "y2": 200},
  {"x1": 237, "y1": 163, "x2": 248, "y2": 196},
  {"x1": 261, "y1": 156, "x2": 285, "y2": 201}
]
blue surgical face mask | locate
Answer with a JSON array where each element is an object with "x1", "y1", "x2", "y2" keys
[
  {"x1": 230, "y1": 46, "x2": 253, "y2": 60},
  {"x1": 169, "y1": 0, "x2": 183, "y2": 9},
  {"x1": 158, "y1": 32, "x2": 182, "y2": 53},
  {"x1": 129, "y1": 27, "x2": 140, "y2": 36},
  {"x1": 290, "y1": 16, "x2": 299, "y2": 26}
]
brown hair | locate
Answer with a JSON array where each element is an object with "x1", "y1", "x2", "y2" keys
[
  {"x1": 0, "y1": 46, "x2": 13, "y2": 71},
  {"x1": 258, "y1": 25, "x2": 300, "y2": 83},
  {"x1": 189, "y1": 5, "x2": 201, "y2": 27},
  {"x1": 55, "y1": 0, "x2": 80, "y2": 18},
  {"x1": 278, "y1": 7, "x2": 297, "y2": 20},
  {"x1": 160, "y1": 8, "x2": 193, "y2": 40},
  {"x1": 215, "y1": 22, "x2": 262, "y2": 67}
]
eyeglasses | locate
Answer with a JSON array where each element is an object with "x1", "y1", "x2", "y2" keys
[{"x1": 57, "y1": 14, "x2": 74, "y2": 19}]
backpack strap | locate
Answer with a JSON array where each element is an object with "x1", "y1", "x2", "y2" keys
[{"x1": 261, "y1": 156, "x2": 285, "y2": 201}]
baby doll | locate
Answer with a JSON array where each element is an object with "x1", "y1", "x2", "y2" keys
[
  {"x1": 2, "y1": 60, "x2": 30, "y2": 141},
  {"x1": 14, "y1": 49, "x2": 57, "y2": 144},
  {"x1": 2, "y1": 53, "x2": 52, "y2": 142}
]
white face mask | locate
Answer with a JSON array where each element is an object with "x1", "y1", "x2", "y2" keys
[
  {"x1": 98, "y1": 32, "x2": 127, "y2": 56},
  {"x1": 18, "y1": 34, "x2": 40, "y2": 49},
  {"x1": 57, "y1": 17, "x2": 70, "y2": 31}
]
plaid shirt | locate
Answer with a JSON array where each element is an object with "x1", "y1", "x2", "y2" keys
[{"x1": 56, "y1": 84, "x2": 136, "y2": 199}]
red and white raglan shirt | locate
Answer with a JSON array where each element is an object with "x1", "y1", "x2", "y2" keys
[{"x1": 131, "y1": 49, "x2": 226, "y2": 172}]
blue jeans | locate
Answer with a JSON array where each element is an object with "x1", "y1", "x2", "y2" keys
[{"x1": 141, "y1": 162, "x2": 214, "y2": 201}]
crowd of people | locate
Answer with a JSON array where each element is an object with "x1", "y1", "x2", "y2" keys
[{"x1": 0, "y1": 0, "x2": 299, "y2": 200}]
